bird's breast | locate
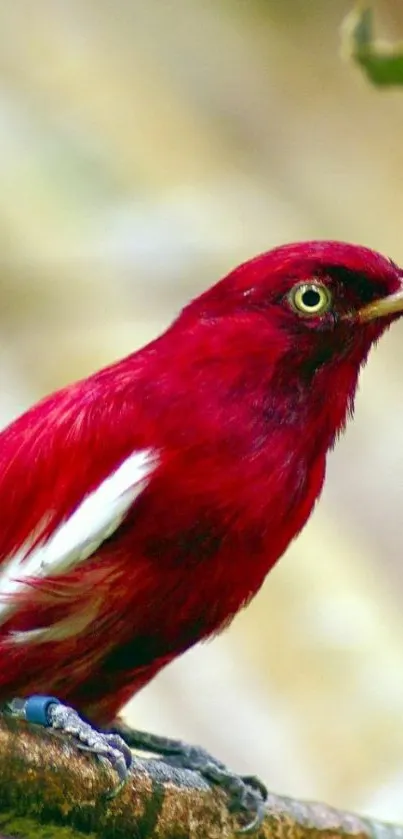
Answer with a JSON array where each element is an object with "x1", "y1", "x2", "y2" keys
[{"x1": 119, "y1": 440, "x2": 327, "y2": 642}]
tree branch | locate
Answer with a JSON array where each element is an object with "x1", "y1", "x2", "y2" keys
[{"x1": 0, "y1": 714, "x2": 401, "y2": 839}]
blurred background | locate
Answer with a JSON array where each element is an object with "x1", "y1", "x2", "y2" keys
[{"x1": 1, "y1": 0, "x2": 403, "y2": 822}]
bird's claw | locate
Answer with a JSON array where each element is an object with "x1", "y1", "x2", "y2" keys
[
  {"x1": 165, "y1": 750, "x2": 267, "y2": 833},
  {"x1": 47, "y1": 703, "x2": 133, "y2": 796},
  {"x1": 110, "y1": 723, "x2": 267, "y2": 833},
  {"x1": 3, "y1": 696, "x2": 133, "y2": 797},
  {"x1": 227, "y1": 774, "x2": 268, "y2": 834}
]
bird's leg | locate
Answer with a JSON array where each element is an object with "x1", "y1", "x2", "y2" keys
[
  {"x1": 3, "y1": 696, "x2": 133, "y2": 797},
  {"x1": 109, "y1": 718, "x2": 268, "y2": 834}
]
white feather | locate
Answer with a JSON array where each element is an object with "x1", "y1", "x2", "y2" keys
[{"x1": 0, "y1": 448, "x2": 156, "y2": 631}]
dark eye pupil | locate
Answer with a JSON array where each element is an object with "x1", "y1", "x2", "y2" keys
[{"x1": 302, "y1": 288, "x2": 321, "y2": 308}]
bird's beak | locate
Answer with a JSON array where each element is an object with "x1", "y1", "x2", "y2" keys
[{"x1": 358, "y1": 280, "x2": 403, "y2": 322}]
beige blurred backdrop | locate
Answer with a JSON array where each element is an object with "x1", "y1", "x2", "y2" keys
[{"x1": 1, "y1": 0, "x2": 403, "y2": 822}]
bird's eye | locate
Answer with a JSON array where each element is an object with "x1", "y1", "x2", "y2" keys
[{"x1": 289, "y1": 282, "x2": 332, "y2": 316}]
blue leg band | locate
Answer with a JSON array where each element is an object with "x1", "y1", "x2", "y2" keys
[{"x1": 24, "y1": 695, "x2": 60, "y2": 726}]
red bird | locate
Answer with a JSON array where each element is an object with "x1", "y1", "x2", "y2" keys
[{"x1": 1, "y1": 240, "x2": 403, "y2": 828}]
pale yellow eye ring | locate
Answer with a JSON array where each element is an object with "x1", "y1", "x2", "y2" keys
[{"x1": 289, "y1": 282, "x2": 332, "y2": 316}]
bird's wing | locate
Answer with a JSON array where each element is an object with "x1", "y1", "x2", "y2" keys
[
  {"x1": 0, "y1": 376, "x2": 156, "y2": 632},
  {"x1": 0, "y1": 448, "x2": 154, "y2": 608}
]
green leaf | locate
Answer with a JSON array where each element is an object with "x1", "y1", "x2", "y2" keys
[{"x1": 342, "y1": 4, "x2": 403, "y2": 86}]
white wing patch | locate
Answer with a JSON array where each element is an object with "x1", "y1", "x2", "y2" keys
[{"x1": 0, "y1": 448, "x2": 156, "y2": 637}]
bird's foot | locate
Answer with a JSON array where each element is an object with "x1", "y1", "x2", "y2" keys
[
  {"x1": 110, "y1": 720, "x2": 267, "y2": 833},
  {"x1": 4, "y1": 696, "x2": 133, "y2": 798}
]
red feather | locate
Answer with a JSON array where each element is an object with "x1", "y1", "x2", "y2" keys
[{"x1": 0, "y1": 240, "x2": 401, "y2": 724}]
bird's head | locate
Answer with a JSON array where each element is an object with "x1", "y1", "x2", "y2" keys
[
  {"x1": 174, "y1": 241, "x2": 403, "y2": 446},
  {"x1": 184, "y1": 240, "x2": 403, "y2": 380}
]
